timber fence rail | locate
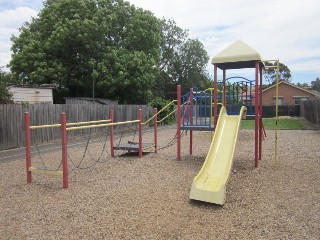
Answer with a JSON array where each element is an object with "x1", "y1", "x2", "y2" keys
[
  {"x1": 0, "y1": 104, "x2": 153, "y2": 150},
  {"x1": 300, "y1": 99, "x2": 320, "y2": 125}
]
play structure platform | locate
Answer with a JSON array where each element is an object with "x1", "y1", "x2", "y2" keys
[
  {"x1": 180, "y1": 125, "x2": 214, "y2": 131},
  {"x1": 189, "y1": 106, "x2": 247, "y2": 205},
  {"x1": 114, "y1": 141, "x2": 155, "y2": 152}
]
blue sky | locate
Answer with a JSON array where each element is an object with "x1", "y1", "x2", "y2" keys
[{"x1": 1, "y1": 0, "x2": 319, "y2": 84}]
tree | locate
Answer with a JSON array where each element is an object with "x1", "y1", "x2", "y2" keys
[
  {"x1": 263, "y1": 61, "x2": 291, "y2": 84},
  {"x1": 0, "y1": 68, "x2": 13, "y2": 104},
  {"x1": 296, "y1": 82, "x2": 309, "y2": 88},
  {"x1": 311, "y1": 77, "x2": 320, "y2": 92},
  {"x1": 9, "y1": 0, "x2": 161, "y2": 104},
  {"x1": 173, "y1": 39, "x2": 211, "y2": 94},
  {"x1": 153, "y1": 19, "x2": 188, "y2": 99},
  {"x1": 154, "y1": 19, "x2": 211, "y2": 99}
]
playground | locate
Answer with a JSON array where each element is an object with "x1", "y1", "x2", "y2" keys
[
  {"x1": 1, "y1": 40, "x2": 319, "y2": 239},
  {"x1": 0, "y1": 127, "x2": 319, "y2": 239}
]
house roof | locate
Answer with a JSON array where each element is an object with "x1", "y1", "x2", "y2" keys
[
  {"x1": 211, "y1": 40, "x2": 263, "y2": 70},
  {"x1": 263, "y1": 81, "x2": 320, "y2": 97}
]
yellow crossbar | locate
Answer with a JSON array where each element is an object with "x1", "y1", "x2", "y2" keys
[
  {"x1": 67, "y1": 119, "x2": 111, "y2": 126},
  {"x1": 29, "y1": 167, "x2": 63, "y2": 176},
  {"x1": 157, "y1": 108, "x2": 177, "y2": 123},
  {"x1": 30, "y1": 119, "x2": 112, "y2": 129},
  {"x1": 143, "y1": 100, "x2": 177, "y2": 125},
  {"x1": 30, "y1": 124, "x2": 61, "y2": 129},
  {"x1": 66, "y1": 120, "x2": 140, "y2": 131}
]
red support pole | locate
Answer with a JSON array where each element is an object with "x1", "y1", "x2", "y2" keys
[
  {"x1": 109, "y1": 109, "x2": 114, "y2": 157},
  {"x1": 24, "y1": 112, "x2": 32, "y2": 183},
  {"x1": 259, "y1": 65, "x2": 263, "y2": 160},
  {"x1": 214, "y1": 65, "x2": 218, "y2": 127},
  {"x1": 254, "y1": 61, "x2": 259, "y2": 168},
  {"x1": 154, "y1": 108, "x2": 158, "y2": 153},
  {"x1": 223, "y1": 70, "x2": 226, "y2": 106},
  {"x1": 61, "y1": 112, "x2": 68, "y2": 189},
  {"x1": 138, "y1": 109, "x2": 143, "y2": 158},
  {"x1": 189, "y1": 88, "x2": 193, "y2": 155},
  {"x1": 177, "y1": 85, "x2": 181, "y2": 161}
]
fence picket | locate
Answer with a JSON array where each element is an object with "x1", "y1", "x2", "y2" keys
[{"x1": 301, "y1": 99, "x2": 320, "y2": 125}]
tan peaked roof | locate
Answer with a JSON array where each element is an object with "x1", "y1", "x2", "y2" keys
[
  {"x1": 211, "y1": 40, "x2": 263, "y2": 70},
  {"x1": 263, "y1": 81, "x2": 320, "y2": 97}
]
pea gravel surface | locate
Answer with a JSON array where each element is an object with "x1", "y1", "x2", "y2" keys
[{"x1": 0, "y1": 127, "x2": 319, "y2": 240}]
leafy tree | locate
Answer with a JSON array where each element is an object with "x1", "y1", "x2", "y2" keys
[
  {"x1": 173, "y1": 39, "x2": 211, "y2": 94},
  {"x1": 296, "y1": 82, "x2": 309, "y2": 88},
  {"x1": 153, "y1": 19, "x2": 188, "y2": 99},
  {"x1": 311, "y1": 77, "x2": 320, "y2": 92},
  {"x1": 0, "y1": 68, "x2": 14, "y2": 104},
  {"x1": 9, "y1": 0, "x2": 161, "y2": 104},
  {"x1": 154, "y1": 19, "x2": 211, "y2": 99},
  {"x1": 263, "y1": 61, "x2": 291, "y2": 84}
]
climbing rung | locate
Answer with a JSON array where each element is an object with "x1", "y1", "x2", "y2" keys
[{"x1": 29, "y1": 167, "x2": 63, "y2": 176}]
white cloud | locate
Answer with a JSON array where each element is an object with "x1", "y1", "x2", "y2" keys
[
  {"x1": 0, "y1": 7, "x2": 38, "y2": 68},
  {"x1": 128, "y1": 0, "x2": 320, "y2": 82},
  {"x1": 1, "y1": 0, "x2": 319, "y2": 83}
]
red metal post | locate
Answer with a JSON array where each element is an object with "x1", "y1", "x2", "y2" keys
[
  {"x1": 109, "y1": 109, "x2": 114, "y2": 157},
  {"x1": 214, "y1": 65, "x2": 218, "y2": 127},
  {"x1": 259, "y1": 65, "x2": 263, "y2": 160},
  {"x1": 189, "y1": 88, "x2": 193, "y2": 155},
  {"x1": 24, "y1": 112, "x2": 32, "y2": 183},
  {"x1": 177, "y1": 85, "x2": 181, "y2": 160},
  {"x1": 223, "y1": 70, "x2": 226, "y2": 106},
  {"x1": 138, "y1": 109, "x2": 143, "y2": 158},
  {"x1": 61, "y1": 112, "x2": 68, "y2": 189},
  {"x1": 154, "y1": 108, "x2": 158, "y2": 153},
  {"x1": 254, "y1": 61, "x2": 259, "y2": 167}
]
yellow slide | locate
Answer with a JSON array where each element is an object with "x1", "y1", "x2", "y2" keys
[{"x1": 189, "y1": 106, "x2": 247, "y2": 205}]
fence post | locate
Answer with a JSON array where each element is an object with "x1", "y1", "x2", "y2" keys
[
  {"x1": 154, "y1": 108, "x2": 157, "y2": 153},
  {"x1": 61, "y1": 113, "x2": 68, "y2": 189},
  {"x1": 109, "y1": 109, "x2": 114, "y2": 157},
  {"x1": 24, "y1": 112, "x2": 32, "y2": 183},
  {"x1": 138, "y1": 109, "x2": 143, "y2": 158}
]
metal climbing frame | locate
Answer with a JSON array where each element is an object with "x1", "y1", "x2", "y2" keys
[
  {"x1": 224, "y1": 76, "x2": 255, "y2": 116},
  {"x1": 180, "y1": 87, "x2": 215, "y2": 131}
]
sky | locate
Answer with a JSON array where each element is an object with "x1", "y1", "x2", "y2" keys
[{"x1": 1, "y1": 0, "x2": 319, "y2": 84}]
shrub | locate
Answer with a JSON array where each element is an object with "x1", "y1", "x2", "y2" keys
[{"x1": 148, "y1": 97, "x2": 175, "y2": 125}]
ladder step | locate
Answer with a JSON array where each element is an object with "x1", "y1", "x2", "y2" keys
[{"x1": 29, "y1": 167, "x2": 63, "y2": 176}]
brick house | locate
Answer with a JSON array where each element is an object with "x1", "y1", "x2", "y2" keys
[{"x1": 262, "y1": 81, "x2": 320, "y2": 106}]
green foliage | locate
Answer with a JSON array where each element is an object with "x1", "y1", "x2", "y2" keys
[
  {"x1": 311, "y1": 77, "x2": 320, "y2": 92},
  {"x1": 153, "y1": 19, "x2": 187, "y2": 99},
  {"x1": 175, "y1": 39, "x2": 211, "y2": 93},
  {"x1": 9, "y1": 0, "x2": 161, "y2": 104},
  {"x1": 148, "y1": 97, "x2": 175, "y2": 124},
  {"x1": 154, "y1": 19, "x2": 211, "y2": 99},
  {"x1": 0, "y1": 68, "x2": 14, "y2": 104},
  {"x1": 263, "y1": 61, "x2": 291, "y2": 84},
  {"x1": 9, "y1": 0, "x2": 211, "y2": 103}
]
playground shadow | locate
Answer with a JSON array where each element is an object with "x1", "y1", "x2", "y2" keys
[
  {"x1": 116, "y1": 152, "x2": 153, "y2": 158},
  {"x1": 189, "y1": 199, "x2": 224, "y2": 209}
]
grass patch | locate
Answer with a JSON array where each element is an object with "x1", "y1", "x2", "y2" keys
[{"x1": 241, "y1": 117, "x2": 306, "y2": 130}]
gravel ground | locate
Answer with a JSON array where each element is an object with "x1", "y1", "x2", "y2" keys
[{"x1": 0, "y1": 127, "x2": 319, "y2": 240}]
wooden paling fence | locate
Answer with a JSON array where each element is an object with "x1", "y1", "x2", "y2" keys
[
  {"x1": 0, "y1": 104, "x2": 153, "y2": 150},
  {"x1": 300, "y1": 99, "x2": 320, "y2": 125}
]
